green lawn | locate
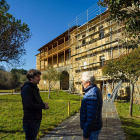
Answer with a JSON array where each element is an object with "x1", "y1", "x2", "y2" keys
[
  {"x1": 115, "y1": 101, "x2": 140, "y2": 140},
  {"x1": 0, "y1": 91, "x2": 82, "y2": 140}
]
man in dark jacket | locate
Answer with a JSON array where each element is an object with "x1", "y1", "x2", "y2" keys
[
  {"x1": 80, "y1": 71, "x2": 103, "y2": 140},
  {"x1": 21, "y1": 69, "x2": 49, "y2": 140}
]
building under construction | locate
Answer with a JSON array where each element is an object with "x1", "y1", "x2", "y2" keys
[
  {"x1": 36, "y1": 4, "x2": 140, "y2": 101},
  {"x1": 68, "y1": 4, "x2": 132, "y2": 99}
]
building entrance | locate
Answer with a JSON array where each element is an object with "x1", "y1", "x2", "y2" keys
[{"x1": 60, "y1": 71, "x2": 69, "y2": 90}]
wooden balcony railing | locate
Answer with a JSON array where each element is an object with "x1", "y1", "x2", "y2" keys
[
  {"x1": 58, "y1": 43, "x2": 64, "y2": 50},
  {"x1": 52, "y1": 47, "x2": 57, "y2": 53},
  {"x1": 39, "y1": 60, "x2": 70, "y2": 71},
  {"x1": 48, "y1": 49, "x2": 52, "y2": 55},
  {"x1": 40, "y1": 41, "x2": 69, "y2": 59}
]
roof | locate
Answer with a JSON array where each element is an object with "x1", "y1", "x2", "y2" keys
[{"x1": 38, "y1": 26, "x2": 77, "y2": 51}]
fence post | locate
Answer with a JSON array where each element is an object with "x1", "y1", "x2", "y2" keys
[
  {"x1": 80, "y1": 98, "x2": 81, "y2": 106},
  {"x1": 11, "y1": 89, "x2": 13, "y2": 95},
  {"x1": 57, "y1": 90, "x2": 59, "y2": 96},
  {"x1": 37, "y1": 132, "x2": 40, "y2": 139},
  {"x1": 68, "y1": 102, "x2": 70, "y2": 115}
]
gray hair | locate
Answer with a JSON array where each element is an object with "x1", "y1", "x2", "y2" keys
[{"x1": 82, "y1": 71, "x2": 95, "y2": 84}]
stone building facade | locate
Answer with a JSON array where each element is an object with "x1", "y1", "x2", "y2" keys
[
  {"x1": 36, "y1": 26, "x2": 76, "y2": 90},
  {"x1": 69, "y1": 10, "x2": 125, "y2": 94},
  {"x1": 36, "y1": 9, "x2": 140, "y2": 98}
]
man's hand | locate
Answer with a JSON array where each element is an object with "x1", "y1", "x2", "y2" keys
[
  {"x1": 44, "y1": 103, "x2": 49, "y2": 109},
  {"x1": 83, "y1": 137, "x2": 89, "y2": 140}
]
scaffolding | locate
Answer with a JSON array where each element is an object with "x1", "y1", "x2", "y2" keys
[{"x1": 68, "y1": 3, "x2": 125, "y2": 96}]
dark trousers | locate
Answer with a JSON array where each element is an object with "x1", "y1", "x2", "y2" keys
[
  {"x1": 23, "y1": 122, "x2": 41, "y2": 140},
  {"x1": 89, "y1": 129, "x2": 101, "y2": 140}
]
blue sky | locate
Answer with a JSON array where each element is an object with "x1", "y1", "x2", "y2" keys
[{"x1": 5, "y1": 0, "x2": 102, "y2": 71}]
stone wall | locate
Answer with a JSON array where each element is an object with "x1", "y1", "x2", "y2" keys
[{"x1": 38, "y1": 65, "x2": 71, "y2": 91}]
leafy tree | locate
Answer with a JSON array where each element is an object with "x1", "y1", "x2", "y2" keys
[
  {"x1": 11, "y1": 68, "x2": 27, "y2": 75},
  {"x1": 10, "y1": 73, "x2": 19, "y2": 89},
  {"x1": 42, "y1": 68, "x2": 64, "y2": 99},
  {"x1": 18, "y1": 68, "x2": 28, "y2": 75},
  {"x1": 20, "y1": 75, "x2": 27, "y2": 84},
  {"x1": 98, "y1": 0, "x2": 140, "y2": 49},
  {"x1": 0, "y1": 70, "x2": 11, "y2": 89},
  {"x1": 10, "y1": 68, "x2": 18, "y2": 74},
  {"x1": 102, "y1": 48, "x2": 140, "y2": 116},
  {"x1": 0, "y1": 67, "x2": 27, "y2": 89},
  {"x1": 10, "y1": 68, "x2": 27, "y2": 88},
  {"x1": 0, "y1": 0, "x2": 31, "y2": 66}
]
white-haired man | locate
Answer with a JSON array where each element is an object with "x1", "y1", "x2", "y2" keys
[{"x1": 80, "y1": 71, "x2": 103, "y2": 140}]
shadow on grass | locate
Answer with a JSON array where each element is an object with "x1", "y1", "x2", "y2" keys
[
  {"x1": 0, "y1": 129, "x2": 23, "y2": 133},
  {"x1": 0, "y1": 129, "x2": 24, "y2": 140},
  {"x1": 0, "y1": 99, "x2": 21, "y2": 102},
  {"x1": 120, "y1": 116, "x2": 140, "y2": 140}
]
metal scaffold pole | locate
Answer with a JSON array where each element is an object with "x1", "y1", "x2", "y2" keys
[{"x1": 68, "y1": 3, "x2": 125, "y2": 95}]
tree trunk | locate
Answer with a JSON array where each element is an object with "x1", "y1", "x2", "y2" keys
[
  {"x1": 45, "y1": 83, "x2": 46, "y2": 91},
  {"x1": 48, "y1": 83, "x2": 50, "y2": 99},
  {"x1": 129, "y1": 83, "x2": 134, "y2": 117},
  {"x1": 57, "y1": 90, "x2": 59, "y2": 96},
  {"x1": 48, "y1": 88, "x2": 50, "y2": 99}
]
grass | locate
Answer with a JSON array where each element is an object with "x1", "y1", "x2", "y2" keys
[
  {"x1": 115, "y1": 101, "x2": 140, "y2": 140},
  {"x1": 0, "y1": 91, "x2": 82, "y2": 140}
]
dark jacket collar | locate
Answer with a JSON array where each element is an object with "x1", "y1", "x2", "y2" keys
[
  {"x1": 84, "y1": 84, "x2": 97, "y2": 93},
  {"x1": 21, "y1": 81, "x2": 38, "y2": 90}
]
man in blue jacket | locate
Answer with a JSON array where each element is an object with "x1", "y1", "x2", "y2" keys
[
  {"x1": 80, "y1": 71, "x2": 103, "y2": 140},
  {"x1": 21, "y1": 69, "x2": 49, "y2": 140}
]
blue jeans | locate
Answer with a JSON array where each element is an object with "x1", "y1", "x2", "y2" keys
[
  {"x1": 23, "y1": 122, "x2": 40, "y2": 140},
  {"x1": 89, "y1": 129, "x2": 101, "y2": 140}
]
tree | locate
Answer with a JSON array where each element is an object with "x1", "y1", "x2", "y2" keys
[
  {"x1": 0, "y1": 69, "x2": 11, "y2": 89},
  {"x1": 11, "y1": 68, "x2": 27, "y2": 75},
  {"x1": 18, "y1": 68, "x2": 28, "y2": 75},
  {"x1": 0, "y1": 65, "x2": 6, "y2": 71},
  {"x1": 0, "y1": 0, "x2": 31, "y2": 66},
  {"x1": 10, "y1": 73, "x2": 19, "y2": 89},
  {"x1": 20, "y1": 75, "x2": 27, "y2": 83},
  {"x1": 10, "y1": 68, "x2": 27, "y2": 88},
  {"x1": 102, "y1": 48, "x2": 140, "y2": 116},
  {"x1": 10, "y1": 68, "x2": 18, "y2": 74},
  {"x1": 98, "y1": 0, "x2": 140, "y2": 49},
  {"x1": 42, "y1": 68, "x2": 64, "y2": 99}
]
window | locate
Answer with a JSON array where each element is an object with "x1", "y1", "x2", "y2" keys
[
  {"x1": 82, "y1": 35, "x2": 86, "y2": 46},
  {"x1": 100, "y1": 55, "x2": 105, "y2": 67},
  {"x1": 83, "y1": 61, "x2": 87, "y2": 69},
  {"x1": 75, "y1": 34, "x2": 80, "y2": 39},
  {"x1": 89, "y1": 26, "x2": 96, "y2": 32},
  {"x1": 99, "y1": 26, "x2": 104, "y2": 39},
  {"x1": 75, "y1": 46, "x2": 80, "y2": 49}
]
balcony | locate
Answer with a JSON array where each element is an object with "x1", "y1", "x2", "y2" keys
[
  {"x1": 40, "y1": 40, "x2": 69, "y2": 59},
  {"x1": 39, "y1": 59, "x2": 71, "y2": 71}
]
